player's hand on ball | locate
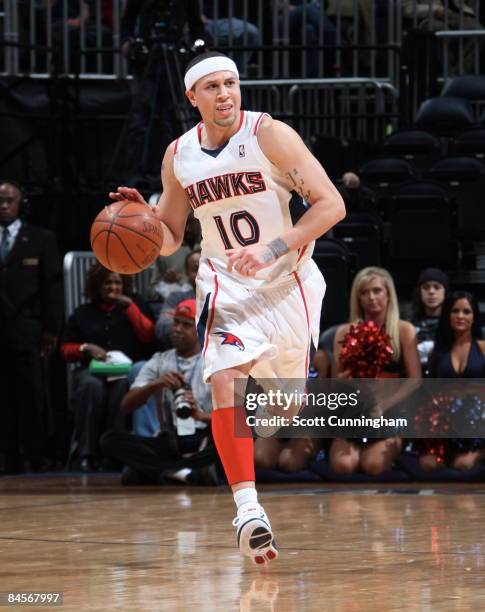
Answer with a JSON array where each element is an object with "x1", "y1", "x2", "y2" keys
[
  {"x1": 226, "y1": 245, "x2": 275, "y2": 277},
  {"x1": 108, "y1": 186, "x2": 148, "y2": 207}
]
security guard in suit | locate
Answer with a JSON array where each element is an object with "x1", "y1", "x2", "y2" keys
[{"x1": 0, "y1": 181, "x2": 63, "y2": 473}]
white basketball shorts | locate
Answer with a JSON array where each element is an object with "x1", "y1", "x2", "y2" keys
[{"x1": 195, "y1": 258, "x2": 326, "y2": 385}]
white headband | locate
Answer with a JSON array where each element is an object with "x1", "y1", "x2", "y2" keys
[{"x1": 184, "y1": 56, "x2": 239, "y2": 91}]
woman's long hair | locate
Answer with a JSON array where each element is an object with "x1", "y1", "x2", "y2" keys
[
  {"x1": 432, "y1": 291, "x2": 482, "y2": 355},
  {"x1": 427, "y1": 291, "x2": 482, "y2": 377},
  {"x1": 84, "y1": 263, "x2": 133, "y2": 301},
  {"x1": 349, "y1": 266, "x2": 401, "y2": 360}
]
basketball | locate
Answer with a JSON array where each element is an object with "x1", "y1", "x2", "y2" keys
[{"x1": 90, "y1": 200, "x2": 163, "y2": 274}]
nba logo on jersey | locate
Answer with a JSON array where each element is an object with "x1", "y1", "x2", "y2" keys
[{"x1": 239, "y1": 144, "x2": 245, "y2": 158}]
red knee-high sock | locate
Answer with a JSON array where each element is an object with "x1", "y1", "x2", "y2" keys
[{"x1": 211, "y1": 407, "x2": 255, "y2": 486}]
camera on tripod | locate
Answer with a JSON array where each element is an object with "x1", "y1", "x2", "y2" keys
[
  {"x1": 130, "y1": 0, "x2": 189, "y2": 65},
  {"x1": 128, "y1": 38, "x2": 150, "y2": 64}
]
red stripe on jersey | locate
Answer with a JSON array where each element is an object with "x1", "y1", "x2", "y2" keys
[
  {"x1": 203, "y1": 259, "x2": 219, "y2": 356},
  {"x1": 173, "y1": 137, "x2": 180, "y2": 155},
  {"x1": 237, "y1": 110, "x2": 245, "y2": 132},
  {"x1": 296, "y1": 244, "x2": 308, "y2": 264},
  {"x1": 294, "y1": 271, "x2": 311, "y2": 376},
  {"x1": 253, "y1": 112, "x2": 268, "y2": 135},
  {"x1": 207, "y1": 259, "x2": 216, "y2": 272}
]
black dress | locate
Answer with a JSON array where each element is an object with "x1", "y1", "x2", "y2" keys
[
  {"x1": 431, "y1": 340, "x2": 485, "y2": 379},
  {"x1": 419, "y1": 341, "x2": 485, "y2": 462}
]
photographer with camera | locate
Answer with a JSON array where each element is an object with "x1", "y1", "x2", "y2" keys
[
  {"x1": 120, "y1": 0, "x2": 207, "y2": 188},
  {"x1": 101, "y1": 299, "x2": 219, "y2": 485}
]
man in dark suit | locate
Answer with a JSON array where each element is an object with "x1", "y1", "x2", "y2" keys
[{"x1": 0, "y1": 181, "x2": 63, "y2": 473}]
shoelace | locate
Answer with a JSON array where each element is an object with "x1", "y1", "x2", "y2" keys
[{"x1": 232, "y1": 507, "x2": 265, "y2": 527}]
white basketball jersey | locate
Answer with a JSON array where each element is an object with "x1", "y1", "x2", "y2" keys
[{"x1": 173, "y1": 110, "x2": 314, "y2": 288}]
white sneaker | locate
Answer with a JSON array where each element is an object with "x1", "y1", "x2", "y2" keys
[{"x1": 232, "y1": 504, "x2": 279, "y2": 565}]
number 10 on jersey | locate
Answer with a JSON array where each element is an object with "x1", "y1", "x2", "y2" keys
[{"x1": 214, "y1": 211, "x2": 260, "y2": 249}]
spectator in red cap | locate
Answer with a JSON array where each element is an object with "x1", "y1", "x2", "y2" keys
[{"x1": 101, "y1": 299, "x2": 221, "y2": 486}]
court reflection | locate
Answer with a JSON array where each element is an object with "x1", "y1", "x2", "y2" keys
[{"x1": 239, "y1": 578, "x2": 281, "y2": 612}]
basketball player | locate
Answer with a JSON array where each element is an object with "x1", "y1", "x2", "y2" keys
[{"x1": 110, "y1": 52, "x2": 345, "y2": 565}]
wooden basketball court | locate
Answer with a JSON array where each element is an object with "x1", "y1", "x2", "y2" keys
[{"x1": 1, "y1": 475, "x2": 484, "y2": 611}]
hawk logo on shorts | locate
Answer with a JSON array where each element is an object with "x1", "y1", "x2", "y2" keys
[{"x1": 215, "y1": 331, "x2": 245, "y2": 351}]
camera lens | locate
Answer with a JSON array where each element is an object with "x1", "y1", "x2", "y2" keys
[
  {"x1": 175, "y1": 406, "x2": 192, "y2": 419},
  {"x1": 174, "y1": 384, "x2": 192, "y2": 420}
]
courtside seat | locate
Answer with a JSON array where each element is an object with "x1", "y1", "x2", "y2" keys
[
  {"x1": 441, "y1": 75, "x2": 485, "y2": 123},
  {"x1": 358, "y1": 158, "x2": 415, "y2": 190},
  {"x1": 415, "y1": 97, "x2": 474, "y2": 135},
  {"x1": 449, "y1": 128, "x2": 485, "y2": 159},
  {"x1": 423, "y1": 158, "x2": 485, "y2": 241},
  {"x1": 441, "y1": 75, "x2": 485, "y2": 100},
  {"x1": 312, "y1": 238, "x2": 354, "y2": 327},
  {"x1": 383, "y1": 129, "x2": 441, "y2": 161},
  {"x1": 452, "y1": 176, "x2": 485, "y2": 240},
  {"x1": 425, "y1": 156, "x2": 485, "y2": 184},
  {"x1": 333, "y1": 220, "x2": 382, "y2": 269},
  {"x1": 383, "y1": 181, "x2": 455, "y2": 267}
]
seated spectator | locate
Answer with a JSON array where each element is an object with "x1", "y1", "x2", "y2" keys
[
  {"x1": 155, "y1": 249, "x2": 201, "y2": 348},
  {"x1": 148, "y1": 213, "x2": 201, "y2": 308},
  {"x1": 60, "y1": 263, "x2": 154, "y2": 471},
  {"x1": 101, "y1": 299, "x2": 220, "y2": 486},
  {"x1": 410, "y1": 267, "x2": 449, "y2": 370},
  {"x1": 128, "y1": 361, "x2": 159, "y2": 437},
  {"x1": 402, "y1": 0, "x2": 484, "y2": 73},
  {"x1": 202, "y1": 0, "x2": 261, "y2": 75},
  {"x1": 330, "y1": 266, "x2": 421, "y2": 476},
  {"x1": 0, "y1": 180, "x2": 62, "y2": 474},
  {"x1": 416, "y1": 291, "x2": 485, "y2": 471}
]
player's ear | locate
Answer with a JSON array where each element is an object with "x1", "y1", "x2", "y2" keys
[{"x1": 185, "y1": 89, "x2": 197, "y2": 108}]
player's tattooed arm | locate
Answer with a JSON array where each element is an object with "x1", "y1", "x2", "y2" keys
[
  {"x1": 262, "y1": 238, "x2": 290, "y2": 263},
  {"x1": 286, "y1": 168, "x2": 312, "y2": 202}
]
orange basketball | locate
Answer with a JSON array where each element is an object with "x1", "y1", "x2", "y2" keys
[{"x1": 90, "y1": 200, "x2": 163, "y2": 274}]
